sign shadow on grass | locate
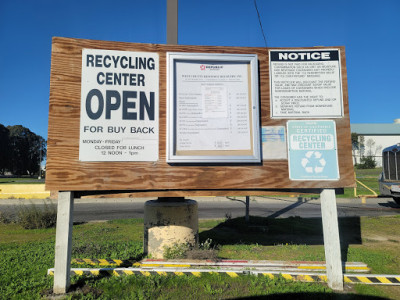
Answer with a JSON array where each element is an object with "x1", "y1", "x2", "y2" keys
[{"x1": 199, "y1": 214, "x2": 361, "y2": 265}]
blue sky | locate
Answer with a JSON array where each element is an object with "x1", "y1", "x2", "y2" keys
[{"x1": 0, "y1": 0, "x2": 399, "y2": 139}]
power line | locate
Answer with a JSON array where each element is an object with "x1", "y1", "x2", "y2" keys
[{"x1": 253, "y1": 0, "x2": 267, "y2": 48}]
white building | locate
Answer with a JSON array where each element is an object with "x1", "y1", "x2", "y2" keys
[{"x1": 351, "y1": 119, "x2": 400, "y2": 167}]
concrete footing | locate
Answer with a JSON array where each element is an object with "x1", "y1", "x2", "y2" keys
[{"x1": 144, "y1": 198, "x2": 198, "y2": 259}]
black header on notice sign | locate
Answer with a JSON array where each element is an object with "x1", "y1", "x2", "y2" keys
[{"x1": 270, "y1": 50, "x2": 339, "y2": 62}]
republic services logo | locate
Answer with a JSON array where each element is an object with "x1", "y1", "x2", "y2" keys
[{"x1": 200, "y1": 64, "x2": 223, "y2": 71}]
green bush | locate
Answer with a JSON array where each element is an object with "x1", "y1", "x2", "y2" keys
[
  {"x1": 163, "y1": 238, "x2": 218, "y2": 260},
  {"x1": 356, "y1": 156, "x2": 377, "y2": 169},
  {"x1": 16, "y1": 202, "x2": 57, "y2": 229},
  {"x1": 163, "y1": 242, "x2": 189, "y2": 259},
  {"x1": 0, "y1": 210, "x2": 11, "y2": 224}
]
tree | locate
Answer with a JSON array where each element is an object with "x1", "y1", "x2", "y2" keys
[
  {"x1": 365, "y1": 138, "x2": 376, "y2": 157},
  {"x1": 351, "y1": 132, "x2": 358, "y2": 165},
  {"x1": 0, "y1": 124, "x2": 10, "y2": 174},
  {"x1": 351, "y1": 133, "x2": 364, "y2": 165},
  {"x1": 7, "y1": 125, "x2": 47, "y2": 176},
  {"x1": 355, "y1": 138, "x2": 380, "y2": 170}
]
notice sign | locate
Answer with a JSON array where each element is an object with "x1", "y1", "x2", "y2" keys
[
  {"x1": 79, "y1": 49, "x2": 159, "y2": 161},
  {"x1": 287, "y1": 120, "x2": 339, "y2": 180},
  {"x1": 270, "y1": 49, "x2": 343, "y2": 118}
]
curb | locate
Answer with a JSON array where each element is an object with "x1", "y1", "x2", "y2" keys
[
  {"x1": 72, "y1": 259, "x2": 370, "y2": 273},
  {"x1": 47, "y1": 268, "x2": 400, "y2": 285},
  {"x1": 0, "y1": 184, "x2": 50, "y2": 199}
]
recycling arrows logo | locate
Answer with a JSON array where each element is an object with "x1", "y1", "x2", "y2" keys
[{"x1": 301, "y1": 151, "x2": 326, "y2": 174}]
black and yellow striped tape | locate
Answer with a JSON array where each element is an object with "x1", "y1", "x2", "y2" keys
[
  {"x1": 72, "y1": 259, "x2": 192, "y2": 268},
  {"x1": 47, "y1": 268, "x2": 400, "y2": 285},
  {"x1": 71, "y1": 259, "x2": 370, "y2": 273},
  {"x1": 72, "y1": 258, "x2": 131, "y2": 266}
]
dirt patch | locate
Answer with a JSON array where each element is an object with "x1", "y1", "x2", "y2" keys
[
  {"x1": 363, "y1": 234, "x2": 400, "y2": 243},
  {"x1": 185, "y1": 249, "x2": 218, "y2": 260},
  {"x1": 41, "y1": 285, "x2": 103, "y2": 299}
]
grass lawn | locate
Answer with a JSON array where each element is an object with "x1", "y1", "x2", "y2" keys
[
  {"x1": 351, "y1": 167, "x2": 382, "y2": 197},
  {"x1": 1, "y1": 213, "x2": 400, "y2": 299},
  {"x1": 0, "y1": 176, "x2": 45, "y2": 184}
]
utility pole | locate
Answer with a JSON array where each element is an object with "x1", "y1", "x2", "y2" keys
[
  {"x1": 167, "y1": 0, "x2": 178, "y2": 45},
  {"x1": 144, "y1": 0, "x2": 198, "y2": 260}
]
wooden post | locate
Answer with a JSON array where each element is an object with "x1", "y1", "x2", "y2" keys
[
  {"x1": 320, "y1": 189, "x2": 343, "y2": 291},
  {"x1": 53, "y1": 191, "x2": 74, "y2": 294}
]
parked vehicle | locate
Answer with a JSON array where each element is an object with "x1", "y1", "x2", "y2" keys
[{"x1": 379, "y1": 143, "x2": 400, "y2": 204}]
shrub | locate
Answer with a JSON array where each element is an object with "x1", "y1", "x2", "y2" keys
[
  {"x1": 163, "y1": 238, "x2": 218, "y2": 260},
  {"x1": 0, "y1": 210, "x2": 11, "y2": 224},
  {"x1": 16, "y1": 202, "x2": 57, "y2": 229},
  {"x1": 163, "y1": 243, "x2": 189, "y2": 259},
  {"x1": 356, "y1": 156, "x2": 377, "y2": 169}
]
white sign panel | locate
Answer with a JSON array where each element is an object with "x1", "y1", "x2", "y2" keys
[
  {"x1": 175, "y1": 60, "x2": 251, "y2": 151},
  {"x1": 261, "y1": 126, "x2": 287, "y2": 160},
  {"x1": 287, "y1": 120, "x2": 339, "y2": 180},
  {"x1": 270, "y1": 49, "x2": 343, "y2": 118},
  {"x1": 166, "y1": 53, "x2": 261, "y2": 163},
  {"x1": 79, "y1": 49, "x2": 159, "y2": 161}
]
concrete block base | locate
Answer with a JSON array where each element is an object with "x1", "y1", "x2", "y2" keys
[{"x1": 144, "y1": 199, "x2": 198, "y2": 259}]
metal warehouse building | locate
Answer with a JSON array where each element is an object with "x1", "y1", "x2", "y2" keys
[{"x1": 351, "y1": 119, "x2": 400, "y2": 167}]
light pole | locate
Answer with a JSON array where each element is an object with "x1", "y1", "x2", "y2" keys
[{"x1": 38, "y1": 139, "x2": 42, "y2": 180}]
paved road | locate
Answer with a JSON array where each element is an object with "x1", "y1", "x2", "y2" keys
[{"x1": 1, "y1": 196, "x2": 399, "y2": 222}]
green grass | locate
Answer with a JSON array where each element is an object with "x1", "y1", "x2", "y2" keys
[
  {"x1": 356, "y1": 168, "x2": 383, "y2": 178},
  {"x1": 2, "y1": 215, "x2": 400, "y2": 299},
  {"x1": 82, "y1": 273, "x2": 333, "y2": 300},
  {"x1": 71, "y1": 219, "x2": 144, "y2": 261},
  {"x1": 0, "y1": 241, "x2": 55, "y2": 299},
  {"x1": 0, "y1": 176, "x2": 45, "y2": 184},
  {"x1": 338, "y1": 167, "x2": 381, "y2": 198}
]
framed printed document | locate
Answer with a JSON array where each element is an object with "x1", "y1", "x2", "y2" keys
[{"x1": 166, "y1": 52, "x2": 261, "y2": 163}]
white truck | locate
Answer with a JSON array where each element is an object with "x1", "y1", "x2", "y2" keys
[{"x1": 379, "y1": 143, "x2": 400, "y2": 204}]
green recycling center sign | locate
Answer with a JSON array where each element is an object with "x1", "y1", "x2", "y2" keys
[{"x1": 287, "y1": 120, "x2": 339, "y2": 181}]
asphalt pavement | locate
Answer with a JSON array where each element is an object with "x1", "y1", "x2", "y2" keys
[{"x1": 1, "y1": 196, "x2": 399, "y2": 222}]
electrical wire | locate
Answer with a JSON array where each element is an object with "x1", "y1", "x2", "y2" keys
[{"x1": 253, "y1": 0, "x2": 268, "y2": 47}]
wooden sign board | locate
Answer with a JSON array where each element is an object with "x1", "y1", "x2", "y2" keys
[{"x1": 46, "y1": 37, "x2": 355, "y2": 196}]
